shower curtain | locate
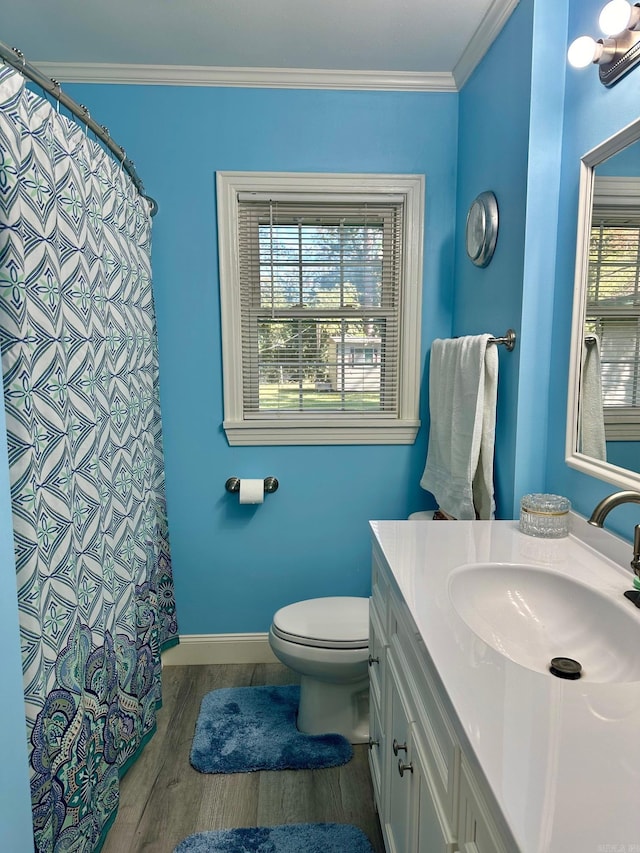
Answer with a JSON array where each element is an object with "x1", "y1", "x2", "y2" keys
[{"x1": 0, "y1": 67, "x2": 178, "y2": 852}]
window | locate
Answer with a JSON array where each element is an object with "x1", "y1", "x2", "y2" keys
[
  {"x1": 216, "y1": 173, "x2": 424, "y2": 445},
  {"x1": 588, "y1": 177, "x2": 640, "y2": 440}
]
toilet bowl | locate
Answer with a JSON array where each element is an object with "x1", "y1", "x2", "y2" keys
[{"x1": 268, "y1": 596, "x2": 370, "y2": 744}]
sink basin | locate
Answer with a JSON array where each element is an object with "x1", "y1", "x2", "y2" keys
[{"x1": 448, "y1": 563, "x2": 640, "y2": 682}]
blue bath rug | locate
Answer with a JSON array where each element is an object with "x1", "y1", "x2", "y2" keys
[
  {"x1": 190, "y1": 684, "x2": 352, "y2": 773},
  {"x1": 174, "y1": 823, "x2": 374, "y2": 853}
]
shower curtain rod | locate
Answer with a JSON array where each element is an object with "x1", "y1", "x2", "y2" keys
[{"x1": 0, "y1": 40, "x2": 158, "y2": 216}]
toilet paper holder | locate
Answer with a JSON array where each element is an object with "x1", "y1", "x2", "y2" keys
[{"x1": 225, "y1": 477, "x2": 279, "y2": 495}]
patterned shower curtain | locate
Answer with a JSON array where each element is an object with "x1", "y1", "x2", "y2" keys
[{"x1": 0, "y1": 67, "x2": 178, "y2": 852}]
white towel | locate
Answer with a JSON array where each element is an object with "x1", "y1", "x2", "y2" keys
[
  {"x1": 420, "y1": 335, "x2": 498, "y2": 520},
  {"x1": 579, "y1": 336, "x2": 606, "y2": 461}
]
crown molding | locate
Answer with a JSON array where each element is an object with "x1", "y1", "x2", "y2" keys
[
  {"x1": 453, "y1": 0, "x2": 521, "y2": 89},
  {"x1": 32, "y1": 61, "x2": 457, "y2": 92}
]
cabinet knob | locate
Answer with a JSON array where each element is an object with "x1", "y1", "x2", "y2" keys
[
  {"x1": 398, "y1": 759, "x2": 413, "y2": 777},
  {"x1": 368, "y1": 736, "x2": 379, "y2": 750},
  {"x1": 368, "y1": 654, "x2": 380, "y2": 666},
  {"x1": 392, "y1": 738, "x2": 407, "y2": 755}
]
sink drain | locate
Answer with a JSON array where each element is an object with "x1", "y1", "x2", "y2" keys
[{"x1": 549, "y1": 657, "x2": 582, "y2": 680}]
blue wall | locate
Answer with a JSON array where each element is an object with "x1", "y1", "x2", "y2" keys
[
  {"x1": 545, "y1": 0, "x2": 640, "y2": 537},
  {"x1": 453, "y1": 0, "x2": 534, "y2": 518},
  {"x1": 63, "y1": 84, "x2": 459, "y2": 634},
  {"x1": 513, "y1": 0, "x2": 569, "y2": 516},
  {"x1": 607, "y1": 442, "x2": 638, "y2": 471}
]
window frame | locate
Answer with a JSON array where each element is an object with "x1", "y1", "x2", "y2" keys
[{"x1": 216, "y1": 172, "x2": 424, "y2": 446}]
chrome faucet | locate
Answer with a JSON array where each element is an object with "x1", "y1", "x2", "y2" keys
[{"x1": 588, "y1": 491, "x2": 640, "y2": 578}]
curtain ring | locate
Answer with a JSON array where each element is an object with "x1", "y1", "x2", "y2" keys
[
  {"x1": 80, "y1": 104, "x2": 90, "y2": 136},
  {"x1": 50, "y1": 78, "x2": 61, "y2": 113}
]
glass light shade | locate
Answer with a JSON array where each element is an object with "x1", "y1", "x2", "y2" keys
[
  {"x1": 599, "y1": 0, "x2": 632, "y2": 35},
  {"x1": 568, "y1": 35, "x2": 599, "y2": 67}
]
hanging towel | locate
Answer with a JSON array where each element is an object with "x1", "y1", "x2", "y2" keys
[
  {"x1": 420, "y1": 335, "x2": 498, "y2": 520},
  {"x1": 579, "y1": 336, "x2": 606, "y2": 461}
]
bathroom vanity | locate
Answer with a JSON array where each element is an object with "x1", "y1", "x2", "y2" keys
[{"x1": 368, "y1": 518, "x2": 640, "y2": 852}]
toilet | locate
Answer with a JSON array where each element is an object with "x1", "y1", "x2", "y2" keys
[{"x1": 268, "y1": 596, "x2": 370, "y2": 744}]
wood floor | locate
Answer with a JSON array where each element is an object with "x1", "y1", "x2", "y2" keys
[{"x1": 101, "y1": 662, "x2": 385, "y2": 853}]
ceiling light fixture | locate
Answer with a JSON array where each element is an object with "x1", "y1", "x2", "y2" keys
[{"x1": 568, "y1": 0, "x2": 640, "y2": 86}]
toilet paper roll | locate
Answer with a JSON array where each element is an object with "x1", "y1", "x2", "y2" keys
[{"x1": 239, "y1": 478, "x2": 264, "y2": 504}]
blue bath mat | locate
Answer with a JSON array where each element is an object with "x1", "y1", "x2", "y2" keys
[
  {"x1": 190, "y1": 684, "x2": 352, "y2": 773},
  {"x1": 174, "y1": 823, "x2": 374, "y2": 852}
]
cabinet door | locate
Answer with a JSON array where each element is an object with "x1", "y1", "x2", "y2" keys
[
  {"x1": 384, "y1": 690, "x2": 457, "y2": 853},
  {"x1": 368, "y1": 694, "x2": 384, "y2": 809},
  {"x1": 415, "y1": 730, "x2": 457, "y2": 853},
  {"x1": 369, "y1": 600, "x2": 386, "y2": 710},
  {"x1": 384, "y1": 655, "x2": 415, "y2": 853},
  {"x1": 458, "y1": 757, "x2": 509, "y2": 853}
]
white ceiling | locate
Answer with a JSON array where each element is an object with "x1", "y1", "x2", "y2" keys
[{"x1": 3, "y1": 0, "x2": 519, "y2": 90}]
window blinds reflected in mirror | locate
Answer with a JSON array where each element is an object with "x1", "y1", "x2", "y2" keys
[{"x1": 587, "y1": 176, "x2": 640, "y2": 440}]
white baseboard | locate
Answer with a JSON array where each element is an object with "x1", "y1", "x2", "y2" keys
[{"x1": 162, "y1": 632, "x2": 278, "y2": 666}]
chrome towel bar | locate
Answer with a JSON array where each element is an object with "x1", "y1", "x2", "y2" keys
[{"x1": 488, "y1": 329, "x2": 516, "y2": 351}]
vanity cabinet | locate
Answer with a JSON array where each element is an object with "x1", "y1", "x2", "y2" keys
[{"x1": 369, "y1": 542, "x2": 510, "y2": 853}]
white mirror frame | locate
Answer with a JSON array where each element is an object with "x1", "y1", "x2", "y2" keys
[{"x1": 566, "y1": 115, "x2": 640, "y2": 491}]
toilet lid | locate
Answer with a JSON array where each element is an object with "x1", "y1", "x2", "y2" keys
[{"x1": 272, "y1": 596, "x2": 369, "y2": 649}]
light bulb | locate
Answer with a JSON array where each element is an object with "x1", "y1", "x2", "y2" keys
[
  {"x1": 567, "y1": 36, "x2": 599, "y2": 67},
  {"x1": 599, "y1": 0, "x2": 632, "y2": 35}
]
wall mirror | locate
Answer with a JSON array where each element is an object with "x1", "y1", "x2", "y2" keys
[{"x1": 567, "y1": 115, "x2": 640, "y2": 490}]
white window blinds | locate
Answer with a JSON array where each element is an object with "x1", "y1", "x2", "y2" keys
[
  {"x1": 236, "y1": 198, "x2": 404, "y2": 416},
  {"x1": 587, "y1": 214, "x2": 640, "y2": 413}
]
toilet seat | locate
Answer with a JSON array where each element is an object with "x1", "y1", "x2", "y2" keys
[{"x1": 272, "y1": 596, "x2": 369, "y2": 650}]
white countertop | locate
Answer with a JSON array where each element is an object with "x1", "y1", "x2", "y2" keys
[{"x1": 370, "y1": 515, "x2": 640, "y2": 853}]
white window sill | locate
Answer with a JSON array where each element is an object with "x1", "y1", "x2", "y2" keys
[
  {"x1": 223, "y1": 418, "x2": 420, "y2": 446},
  {"x1": 604, "y1": 411, "x2": 640, "y2": 440}
]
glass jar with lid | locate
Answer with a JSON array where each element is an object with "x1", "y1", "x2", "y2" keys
[{"x1": 519, "y1": 494, "x2": 571, "y2": 538}]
